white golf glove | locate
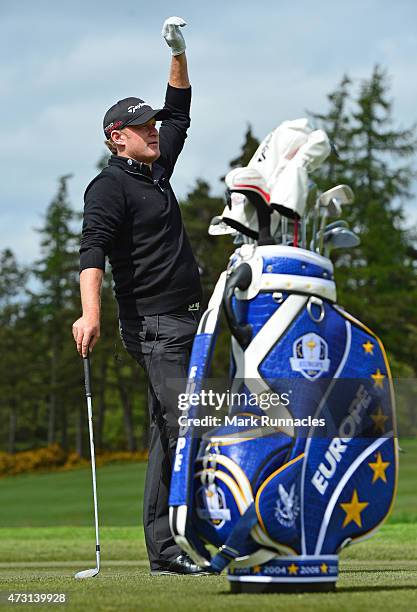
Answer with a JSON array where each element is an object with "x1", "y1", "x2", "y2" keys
[{"x1": 162, "y1": 16, "x2": 187, "y2": 56}]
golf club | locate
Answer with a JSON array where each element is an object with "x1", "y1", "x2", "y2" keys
[
  {"x1": 311, "y1": 220, "x2": 349, "y2": 249},
  {"x1": 74, "y1": 354, "x2": 100, "y2": 580},
  {"x1": 312, "y1": 185, "x2": 354, "y2": 253},
  {"x1": 300, "y1": 217, "x2": 307, "y2": 248},
  {"x1": 317, "y1": 197, "x2": 342, "y2": 254},
  {"x1": 323, "y1": 227, "x2": 360, "y2": 257},
  {"x1": 281, "y1": 216, "x2": 288, "y2": 245},
  {"x1": 324, "y1": 219, "x2": 349, "y2": 232},
  {"x1": 302, "y1": 181, "x2": 318, "y2": 249}
]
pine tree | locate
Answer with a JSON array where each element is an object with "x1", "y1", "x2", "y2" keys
[
  {"x1": 310, "y1": 66, "x2": 417, "y2": 375},
  {"x1": 349, "y1": 66, "x2": 417, "y2": 373},
  {"x1": 308, "y1": 75, "x2": 353, "y2": 186},
  {"x1": 0, "y1": 250, "x2": 29, "y2": 452},
  {"x1": 33, "y1": 175, "x2": 80, "y2": 445},
  {"x1": 228, "y1": 124, "x2": 260, "y2": 169}
]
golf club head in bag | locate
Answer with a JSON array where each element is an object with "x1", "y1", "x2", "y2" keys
[
  {"x1": 323, "y1": 227, "x2": 360, "y2": 257},
  {"x1": 313, "y1": 185, "x2": 355, "y2": 253},
  {"x1": 311, "y1": 223, "x2": 357, "y2": 253},
  {"x1": 324, "y1": 220, "x2": 350, "y2": 232},
  {"x1": 319, "y1": 184, "x2": 354, "y2": 209},
  {"x1": 310, "y1": 220, "x2": 350, "y2": 251},
  {"x1": 169, "y1": 244, "x2": 398, "y2": 593}
]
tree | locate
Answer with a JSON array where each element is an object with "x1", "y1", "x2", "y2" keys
[
  {"x1": 228, "y1": 124, "x2": 260, "y2": 169},
  {"x1": 0, "y1": 249, "x2": 29, "y2": 452},
  {"x1": 310, "y1": 66, "x2": 417, "y2": 376},
  {"x1": 308, "y1": 75, "x2": 353, "y2": 186},
  {"x1": 33, "y1": 175, "x2": 80, "y2": 446},
  {"x1": 181, "y1": 180, "x2": 231, "y2": 302}
]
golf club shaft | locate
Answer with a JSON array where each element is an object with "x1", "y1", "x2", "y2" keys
[
  {"x1": 281, "y1": 217, "x2": 288, "y2": 245},
  {"x1": 301, "y1": 218, "x2": 307, "y2": 249},
  {"x1": 318, "y1": 208, "x2": 329, "y2": 254},
  {"x1": 311, "y1": 208, "x2": 318, "y2": 252},
  {"x1": 83, "y1": 356, "x2": 100, "y2": 570}
]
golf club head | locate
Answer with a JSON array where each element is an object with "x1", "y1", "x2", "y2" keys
[
  {"x1": 75, "y1": 567, "x2": 99, "y2": 579},
  {"x1": 314, "y1": 184, "x2": 354, "y2": 252},
  {"x1": 323, "y1": 227, "x2": 360, "y2": 256},
  {"x1": 318, "y1": 184, "x2": 354, "y2": 208},
  {"x1": 325, "y1": 220, "x2": 349, "y2": 231},
  {"x1": 327, "y1": 197, "x2": 343, "y2": 217},
  {"x1": 233, "y1": 232, "x2": 245, "y2": 245},
  {"x1": 313, "y1": 220, "x2": 349, "y2": 247}
]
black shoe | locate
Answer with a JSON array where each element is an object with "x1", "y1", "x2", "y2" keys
[{"x1": 151, "y1": 554, "x2": 211, "y2": 576}]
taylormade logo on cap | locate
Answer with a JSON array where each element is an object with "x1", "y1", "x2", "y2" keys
[{"x1": 127, "y1": 102, "x2": 148, "y2": 113}]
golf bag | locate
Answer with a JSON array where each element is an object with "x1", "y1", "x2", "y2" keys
[{"x1": 169, "y1": 124, "x2": 398, "y2": 593}]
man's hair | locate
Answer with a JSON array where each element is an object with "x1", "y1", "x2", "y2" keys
[{"x1": 104, "y1": 138, "x2": 118, "y2": 155}]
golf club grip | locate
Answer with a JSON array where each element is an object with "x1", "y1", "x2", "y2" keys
[{"x1": 83, "y1": 355, "x2": 92, "y2": 397}]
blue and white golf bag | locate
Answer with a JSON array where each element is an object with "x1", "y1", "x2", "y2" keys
[{"x1": 169, "y1": 121, "x2": 398, "y2": 593}]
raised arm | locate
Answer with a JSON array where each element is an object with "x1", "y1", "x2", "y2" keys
[
  {"x1": 159, "y1": 16, "x2": 191, "y2": 176},
  {"x1": 162, "y1": 16, "x2": 190, "y2": 88},
  {"x1": 169, "y1": 53, "x2": 190, "y2": 89}
]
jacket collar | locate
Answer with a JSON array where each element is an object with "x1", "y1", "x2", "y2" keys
[
  {"x1": 108, "y1": 155, "x2": 166, "y2": 185},
  {"x1": 109, "y1": 155, "x2": 153, "y2": 178}
]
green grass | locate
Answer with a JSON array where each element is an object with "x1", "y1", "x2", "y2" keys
[
  {"x1": 0, "y1": 525, "x2": 416, "y2": 611},
  {"x1": 0, "y1": 439, "x2": 415, "y2": 610},
  {"x1": 0, "y1": 530, "x2": 416, "y2": 612},
  {"x1": 0, "y1": 438, "x2": 415, "y2": 528},
  {"x1": 391, "y1": 438, "x2": 417, "y2": 522},
  {"x1": 0, "y1": 463, "x2": 146, "y2": 527}
]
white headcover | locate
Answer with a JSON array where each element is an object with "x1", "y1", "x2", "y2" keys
[
  {"x1": 268, "y1": 127, "x2": 331, "y2": 218},
  {"x1": 214, "y1": 192, "x2": 281, "y2": 240},
  {"x1": 213, "y1": 118, "x2": 331, "y2": 236}
]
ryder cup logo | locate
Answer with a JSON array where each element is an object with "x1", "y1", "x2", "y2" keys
[
  {"x1": 290, "y1": 333, "x2": 330, "y2": 380},
  {"x1": 274, "y1": 483, "x2": 300, "y2": 528},
  {"x1": 196, "y1": 484, "x2": 231, "y2": 529}
]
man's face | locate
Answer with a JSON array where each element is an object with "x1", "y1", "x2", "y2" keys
[{"x1": 111, "y1": 118, "x2": 160, "y2": 163}]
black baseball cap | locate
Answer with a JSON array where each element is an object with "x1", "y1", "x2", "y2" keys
[{"x1": 103, "y1": 97, "x2": 171, "y2": 138}]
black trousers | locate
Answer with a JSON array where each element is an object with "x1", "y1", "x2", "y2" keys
[{"x1": 119, "y1": 307, "x2": 200, "y2": 569}]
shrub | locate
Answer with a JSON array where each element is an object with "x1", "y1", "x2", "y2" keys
[{"x1": 0, "y1": 445, "x2": 148, "y2": 477}]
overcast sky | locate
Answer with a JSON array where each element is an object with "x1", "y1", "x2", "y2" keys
[{"x1": 1, "y1": 0, "x2": 417, "y2": 263}]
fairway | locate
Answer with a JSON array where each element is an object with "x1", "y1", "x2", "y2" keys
[
  {"x1": 0, "y1": 439, "x2": 416, "y2": 610},
  {"x1": 0, "y1": 525, "x2": 416, "y2": 612}
]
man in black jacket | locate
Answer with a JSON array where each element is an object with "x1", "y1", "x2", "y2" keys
[{"x1": 72, "y1": 17, "x2": 205, "y2": 576}]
